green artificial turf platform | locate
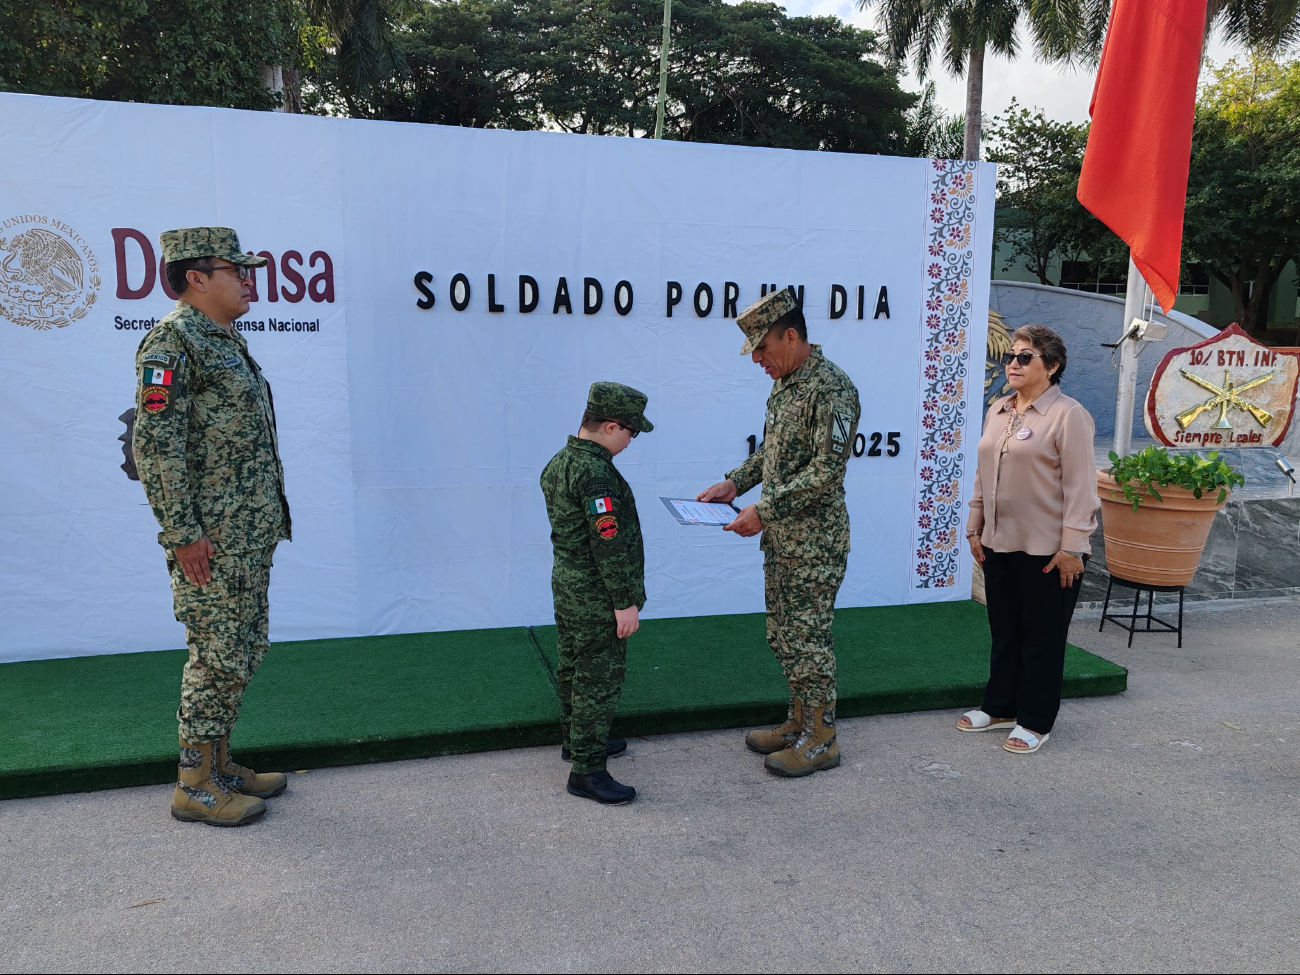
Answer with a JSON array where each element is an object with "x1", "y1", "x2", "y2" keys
[{"x1": 0, "y1": 600, "x2": 1125, "y2": 799}]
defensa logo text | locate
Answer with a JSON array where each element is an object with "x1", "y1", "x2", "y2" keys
[{"x1": 112, "y1": 228, "x2": 335, "y2": 305}]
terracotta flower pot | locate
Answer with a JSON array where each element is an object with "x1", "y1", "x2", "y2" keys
[{"x1": 1096, "y1": 470, "x2": 1228, "y2": 587}]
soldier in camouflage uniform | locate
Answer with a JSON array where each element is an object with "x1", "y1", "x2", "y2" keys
[
  {"x1": 132, "y1": 227, "x2": 292, "y2": 827},
  {"x1": 697, "y1": 287, "x2": 860, "y2": 777},
  {"x1": 540, "y1": 383, "x2": 653, "y2": 805}
]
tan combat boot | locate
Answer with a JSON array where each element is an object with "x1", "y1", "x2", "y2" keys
[
  {"x1": 763, "y1": 704, "x2": 840, "y2": 777},
  {"x1": 218, "y1": 738, "x2": 288, "y2": 799},
  {"x1": 745, "y1": 698, "x2": 804, "y2": 754},
  {"x1": 171, "y1": 739, "x2": 267, "y2": 826}
]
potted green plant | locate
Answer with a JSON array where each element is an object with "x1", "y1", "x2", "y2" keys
[{"x1": 1096, "y1": 446, "x2": 1244, "y2": 587}]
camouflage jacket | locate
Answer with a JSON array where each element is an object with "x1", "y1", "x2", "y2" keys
[
  {"x1": 726, "y1": 345, "x2": 860, "y2": 560},
  {"x1": 132, "y1": 301, "x2": 291, "y2": 553},
  {"x1": 540, "y1": 435, "x2": 645, "y2": 615}
]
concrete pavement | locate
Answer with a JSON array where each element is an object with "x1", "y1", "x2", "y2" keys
[{"x1": 2, "y1": 596, "x2": 1298, "y2": 972}]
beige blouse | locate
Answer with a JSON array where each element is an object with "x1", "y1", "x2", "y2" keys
[{"x1": 967, "y1": 385, "x2": 1099, "y2": 556}]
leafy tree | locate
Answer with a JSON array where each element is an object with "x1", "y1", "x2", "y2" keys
[
  {"x1": 661, "y1": 1, "x2": 914, "y2": 152},
  {"x1": 534, "y1": 0, "x2": 662, "y2": 136},
  {"x1": 986, "y1": 100, "x2": 1122, "y2": 284},
  {"x1": 0, "y1": 0, "x2": 303, "y2": 111},
  {"x1": 306, "y1": 0, "x2": 549, "y2": 124},
  {"x1": 856, "y1": 0, "x2": 1101, "y2": 161},
  {"x1": 1183, "y1": 55, "x2": 1300, "y2": 335},
  {"x1": 0, "y1": 0, "x2": 144, "y2": 96},
  {"x1": 307, "y1": 0, "x2": 917, "y2": 155}
]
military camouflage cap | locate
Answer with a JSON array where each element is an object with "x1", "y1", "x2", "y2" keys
[
  {"x1": 736, "y1": 287, "x2": 798, "y2": 355},
  {"x1": 586, "y1": 382, "x2": 653, "y2": 433},
  {"x1": 160, "y1": 227, "x2": 267, "y2": 268}
]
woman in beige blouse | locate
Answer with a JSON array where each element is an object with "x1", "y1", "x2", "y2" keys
[{"x1": 957, "y1": 324, "x2": 1098, "y2": 754}]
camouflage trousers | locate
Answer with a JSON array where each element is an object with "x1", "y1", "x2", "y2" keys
[
  {"x1": 168, "y1": 544, "x2": 276, "y2": 744},
  {"x1": 764, "y1": 554, "x2": 847, "y2": 708},
  {"x1": 554, "y1": 613, "x2": 627, "y2": 775}
]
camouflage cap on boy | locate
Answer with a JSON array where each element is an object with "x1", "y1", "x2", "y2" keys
[
  {"x1": 586, "y1": 382, "x2": 654, "y2": 433},
  {"x1": 736, "y1": 287, "x2": 798, "y2": 355},
  {"x1": 160, "y1": 227, "x2": 268, "y2": 268}
]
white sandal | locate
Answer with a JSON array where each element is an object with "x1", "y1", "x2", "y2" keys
[
  {"x1": 956, "y1": 709, "x2": 1018, "y2": 733},
  {"x1": 1003, "y1": 725, "x2": 1049, "y2": 753}
]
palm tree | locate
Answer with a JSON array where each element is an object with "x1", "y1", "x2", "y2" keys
[
  {"x1": 1206, "y1": 0, "x2": 1300, "y2": 52},
  {"x1": 857, "y1": 0, "x2": 1104, "y2": 161},
  {"x1": 282, "y1": 0, "x2": 417, "y2": 113},
  {"x1": 860, "y1": 0, "x2": 1299, "y2": 162},
  {"x1": 307, "y1": 0, "x2": 419, "y2": 96}
]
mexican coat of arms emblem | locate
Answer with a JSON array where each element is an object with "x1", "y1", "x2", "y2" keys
[{"x1": 0, "y1": 216, "x2": 100, "y2": 330}]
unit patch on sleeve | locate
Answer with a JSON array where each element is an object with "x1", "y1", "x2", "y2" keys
[
  {"x1": 595, "y1": 514, "x2": 619, "y2": 539},
  {"x1": 827, "y1": 410, "x2": 854, "y2": 455},
  {"x1": 587, "y1": 496, "x2": 615, "y2": 515},
  {"x1": 142, "y1": 352, "x2": 173, "y2": 366},
  {"x1": 142, "y1": 386, "x2": 170, "y2": 414}
]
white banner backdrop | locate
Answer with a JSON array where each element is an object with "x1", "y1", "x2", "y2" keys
[{"x1": 0, "y1": 93, "x2": 993, "y2": 662}]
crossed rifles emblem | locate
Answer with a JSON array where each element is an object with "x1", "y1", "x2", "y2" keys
[{"x1": 1176, "y1": 368, "x2": 1274, "y2": 430}]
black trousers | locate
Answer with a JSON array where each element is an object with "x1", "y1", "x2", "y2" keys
[{"x1": 981, "y1": 549, "x2": 1087, "y2": 735}]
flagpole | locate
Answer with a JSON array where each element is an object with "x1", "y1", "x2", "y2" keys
[
  {"x1": 653, "y1": 0, "x2": 672, "y2": 139},
  {"x1": 1113, "y1": 252, "x2": 1151, "y2": 459},
  {"x1": 1075, "y1": 0, "x2": 1206, "y2": 461}
]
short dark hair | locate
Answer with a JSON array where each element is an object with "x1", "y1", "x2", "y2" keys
[
  {"x1": 164, "y1": 257, "x2": 211, "y2": 296},
  {"x1": 581, "y1": 410, "x2": 615, "y2": 433},
  {"x1": 1013, "y1": 324, "x2": 1067, "y2": 385},
  {"x1": 764, "y1": 305, "x2": 807, "y2": 344}
]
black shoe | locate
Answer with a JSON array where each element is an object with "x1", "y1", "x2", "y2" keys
[
  {"x1": 561, "y1": 738, "x2": 628, "y2": 762},
  {"x1": 566, "y1": 769, "x2": 636, "y2": 805}
]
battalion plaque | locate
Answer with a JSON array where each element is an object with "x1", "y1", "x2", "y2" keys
[{"x1": 1144, "y1": 324, "x2": 1300, "y2": 449}]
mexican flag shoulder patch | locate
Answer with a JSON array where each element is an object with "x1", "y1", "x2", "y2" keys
[
  {"x1": 587, "y1": 496, "x2": 614, "y2": 515},
  {"x1": 142, "y1": 365, "x2": 173, "y2": 386}
]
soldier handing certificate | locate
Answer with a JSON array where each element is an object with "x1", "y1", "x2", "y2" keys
[{"x1": 697, "y1": 287, "x2": 861, "y2": 778}]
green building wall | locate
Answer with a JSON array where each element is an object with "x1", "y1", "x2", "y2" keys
[{"x1": 991, "y1": 238, "x2": 1299, "y2": 331}]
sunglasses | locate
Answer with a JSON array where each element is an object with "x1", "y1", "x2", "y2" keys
[
  {"x1": 199, "y1": 263, "x2": 253, "y2": 281},
  {"x1": 1002, "y1": 351, "x2": 1043, "y2": 367}
]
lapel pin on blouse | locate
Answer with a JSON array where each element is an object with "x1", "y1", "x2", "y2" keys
[{"x1": 1016, "y1": 427, "x2": 1033, "y2": 440}]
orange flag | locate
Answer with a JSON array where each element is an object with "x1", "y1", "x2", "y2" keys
[{"x1": 1077, "y1": 0, "x2": 1208, "y2": 312}]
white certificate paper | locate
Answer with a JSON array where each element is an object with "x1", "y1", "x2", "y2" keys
[{"x1": 660, "y1": 497, "x2": 740, "y2": 527}]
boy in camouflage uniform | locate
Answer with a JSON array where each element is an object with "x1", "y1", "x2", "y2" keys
[
  {"x1": 133, "y1": 227, "x2": 292, "y2": 827},
  {"x1": 540, "y1": 383, "x2": 653, "y2": 805},
  {"x1": 697, "y1": 287, "x2": 860, "y2": 777}
]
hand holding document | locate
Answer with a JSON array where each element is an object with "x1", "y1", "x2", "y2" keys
[{"x1": 660, "y1": 497, "x2": 739, "y2": 527}]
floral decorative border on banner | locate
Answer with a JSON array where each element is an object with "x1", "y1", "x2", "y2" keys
[{"x1": 911, "y1": 159, "x2": 978, "y2": 589}]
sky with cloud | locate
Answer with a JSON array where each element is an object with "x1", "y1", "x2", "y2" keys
[{"x1": 775, "y1": 0, "x2": 1246, "y2": 125}]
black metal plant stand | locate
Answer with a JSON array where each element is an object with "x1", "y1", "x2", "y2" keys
[{"x1": 1099, "y1": 575, "x2": 1185, "y2": 648}]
